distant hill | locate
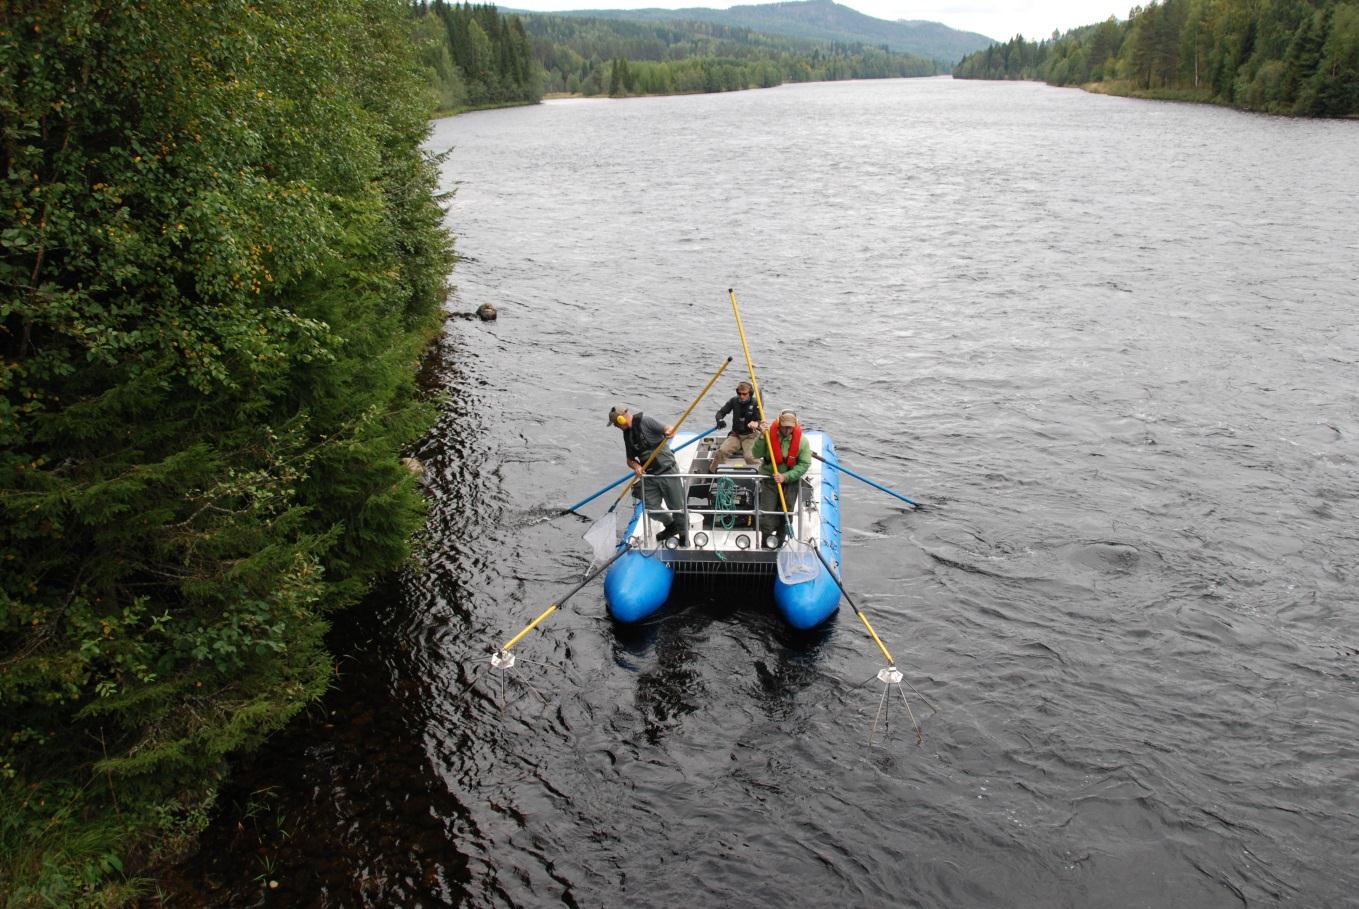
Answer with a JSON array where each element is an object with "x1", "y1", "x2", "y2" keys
[{"x1": 514, "y1": 0, "x2": 996, "y2": 63}]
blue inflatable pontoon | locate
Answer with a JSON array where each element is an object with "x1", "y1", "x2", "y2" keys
[{"x1": 603, "y1": 430, "x2": 843, "y2": 629}]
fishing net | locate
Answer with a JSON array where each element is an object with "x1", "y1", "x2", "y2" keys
[
  {"x1": 776, "y1": 534, "x2": 819, "y2": 584},
  {"x1": 584, "y1": 508, "x2": 622, "y2": 566}
]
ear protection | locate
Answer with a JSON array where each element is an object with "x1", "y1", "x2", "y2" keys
[{"x1": 614, "y1": 414, "x2": 628, "y2": 426}]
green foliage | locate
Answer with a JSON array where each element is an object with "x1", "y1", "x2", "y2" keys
[
  {"x1": 411, "y1": 11, "x2": 469, "y2": 112},
  {"x1": 523, "y1": 12, "x2": 938, "y2": 97},
  {"x1": 952, "y1": 0, "x2": 1359, "y2": 118},
  {"x1": 405, "y1": 2, "x2": 938, "y2": 105},
  {"x1": 1, "y1": 0, "x2": 452, "y2": 898},
  {"x1": 411, "y1": 1, "x2": 542, "y2": 112}
]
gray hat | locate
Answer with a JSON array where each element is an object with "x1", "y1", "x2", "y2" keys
[
  {"x1": 607, "y1": 405, "x2": 629, "y2": 427},
  {"x1": 778, "y1": 410, "x2": 798, "y2": 427}
]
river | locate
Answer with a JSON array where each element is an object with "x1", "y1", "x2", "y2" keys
[{"x1": 167, "y1": 77, "x2": 1359, "y2": 907}]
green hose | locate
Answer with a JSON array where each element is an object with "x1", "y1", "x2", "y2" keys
[
  {"x1": 711, "y1": 475, "x2": 740, "y2": 561},
  {"x1": 713, "y1": 476, "x2": 738, "y2": 530}
]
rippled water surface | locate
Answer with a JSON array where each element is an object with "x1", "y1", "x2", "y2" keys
[{"x1": 174, "y1": 78, "x2": 1359, "y2": 907}]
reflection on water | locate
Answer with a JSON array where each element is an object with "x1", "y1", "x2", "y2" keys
[{"x1": 614, "y1": 586, "x2": 836, "y2": 745}]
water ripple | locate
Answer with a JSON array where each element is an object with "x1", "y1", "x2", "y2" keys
[{"x1": 171, "y1": 79, "x2": 1359, "y2": 908}]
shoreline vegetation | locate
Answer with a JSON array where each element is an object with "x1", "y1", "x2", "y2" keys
[
  {"x1": 427, "y1": 0, "x2": 1357, "y2": 119},
  {"x1": 4, "y1": 0, "x2": 1350, "y2": 901},
  {"x1": 2, "y1": 0, "x2": 451, "y2": 903},
  {"x1": 1079, "y1": 77, "x2": 1359, "y2": 117},
  {"x1": 953, "y1": 0, "x2": 1359, "y2": 118},
  {"x1": 1, "y1": 0, "x2": 948, "y2": 900},
  {"x1": 412, "y1": 0, "x2": 939, "y2": 116}
]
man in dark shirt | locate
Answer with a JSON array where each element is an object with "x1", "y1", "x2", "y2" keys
[
  {"x1": 608, "y1": 405, "x2": 687, "y2": 545},
  {"x1": 710, "y1": 381, "x2": 762, "y2": 471}
]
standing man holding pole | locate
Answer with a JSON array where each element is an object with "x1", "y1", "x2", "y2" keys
[
  {"x1": 753, "y1": 410, "x2": 811, "y2": 548},
  {"x1": 608, "y1": 406, "x2": 687, "y2": 545}
]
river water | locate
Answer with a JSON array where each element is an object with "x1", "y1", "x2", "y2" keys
[{"x1": 171, "y1": 78, "x2": 1359, "y2": 907}]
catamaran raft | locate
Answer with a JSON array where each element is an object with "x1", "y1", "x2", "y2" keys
[
  {"x1": 603, "y1": 427, "x2": 844, "y2": 630},
  {"x1": 492, "y1": 292, "x2": 920, "y2": 717}
]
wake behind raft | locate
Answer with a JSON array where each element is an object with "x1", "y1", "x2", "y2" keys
[{"x1": 603, "y1": 428, "x2": 843, "y2": 629}]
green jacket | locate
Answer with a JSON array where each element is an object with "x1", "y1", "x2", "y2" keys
[{"x1": 753, "y1": 430, "x2": 811, "y2": 483}]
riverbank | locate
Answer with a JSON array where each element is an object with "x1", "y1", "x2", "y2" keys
[
  {"x1": 1078, "y1": 79, "x2": 1359, "y2": 118},
  {"x1": 435, "y1": 73, "x2": 956, "y2": 117},
  {"x1": 1082, "y1": 80, "x2": 1215, "y2": 104},
  {"x1": 148, "y1": 325, "x2": 474, "y2": 907},
  {"x1": 432, "y1": 98, "x2": 543, "y2": 119}
]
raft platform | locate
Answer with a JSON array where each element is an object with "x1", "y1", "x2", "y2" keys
[{"x1": 604, "y1": 429, "x2": 843, "y2": 629}]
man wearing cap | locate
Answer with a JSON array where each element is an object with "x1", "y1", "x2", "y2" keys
[
  {"x1": 752, "y1": 410, "x2": 812, "y2": 547},
  {"x1": 608, "y1": 406, "x2": 687, "y2": 546},
  {"x1": 710, "y1": 381, "x2": 762, "y2": 471}
]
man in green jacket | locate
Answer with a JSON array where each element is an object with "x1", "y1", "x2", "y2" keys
[{"x1": 751, "y1": 409, "x2": 811, "y2": 547}]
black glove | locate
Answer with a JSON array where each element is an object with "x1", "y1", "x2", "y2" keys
[{"x1": 715, "y1": 417, "x2": 726, "y2": 428}]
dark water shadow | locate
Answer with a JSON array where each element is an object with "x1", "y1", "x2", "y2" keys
[
  {"x1": 610, "y1": 576, "x2": 837, "y2": 745},
  {"x1": 149, "y1": 576, "x2": 474, "y2": 908}
]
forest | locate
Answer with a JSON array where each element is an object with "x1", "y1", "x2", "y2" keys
[
  {"x1": 1, "y1": 1, "x2": 936, "y2": 901},
  {"x1": 411, "y1": 0, "x2": 542, "y2": 111},
  {"x1": 526, "y1": 15, "x2": 937, "y2": 96},
  {"x1": 952, "y1": 0, "x2": 1359, "y2": 117},
  {"x1": 408, "y1": 1, "x2": 937, "y2": 109},
  {"x1": 543, "y1": 0, "x2": 994, "y2": 64},
  {"x1": 1, "y1": 0, "x2": 451, "y2": 901}
]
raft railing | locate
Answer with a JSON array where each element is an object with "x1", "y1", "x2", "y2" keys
[{"x1": 629, "y1": 468, "x2": 813, "y2": 561}]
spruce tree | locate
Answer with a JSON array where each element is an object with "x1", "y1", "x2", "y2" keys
[{"x1": 1, "y1": 0, "x2": 452, "y2": 896}]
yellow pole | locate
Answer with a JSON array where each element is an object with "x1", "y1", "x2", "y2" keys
[
  {"x1": 500, "y1": 359, "x2": 734, "y2": 656},
  {"x1": 810, "y1": 544, "x2": 895, "y2": 666},
  {"x1": 734, "y1": 296, "x2": 897, "y2": 670},
  {"x1": 855, "y1": 611, "x2": 895, "y2": 667},
  {"x1": 498, "y1": 543, "x2": 632, "y2": 654},
  {"x1": 605, "y1": 355, "x2": 733, "y2": 513},
  {"x1": 501, "y1": 603, "x2": 560, "y2": 653},
  {"x1": 727, "y1": 289, "x2": 791, "y2": 516}
]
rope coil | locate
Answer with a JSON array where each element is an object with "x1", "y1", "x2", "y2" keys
[{"x1": 713, "y1": 475, "x2": 739, "y2": 530}]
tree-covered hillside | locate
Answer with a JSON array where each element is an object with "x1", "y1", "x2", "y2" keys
[
  {"x1": 953, "y1": 0, "x2": 1359, "y2": 117},
  {"x1": 411, "y1": 0, "x2": 543, "y2": 112},
  {"x1": 1, "y1": 0, "x2": 452, "y2": 900},
  {"x1": 409, "y1": 1, "x2": 936, "y2": 108},
  {"x1": 539, "y1": 0, "x2": 995, "y2": 63},
  {"x1": 523, "y1": 13, "x2": 937, "y2": 95}
]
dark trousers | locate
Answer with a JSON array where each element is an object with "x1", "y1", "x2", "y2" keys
[
  {"x1": 758, "y1": 476, "x2": 802, "y2": 537},
  {"x1": 637, "y1": 449, "x2": 685, "y2": 534}
]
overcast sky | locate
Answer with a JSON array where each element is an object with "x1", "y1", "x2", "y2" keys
[{"x1": 504, "y1": 1, "x2": 1129, "y2": 43}]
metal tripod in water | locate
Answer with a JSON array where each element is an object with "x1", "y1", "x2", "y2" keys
[
  {"x1": 864, "y1": 663, "x2": 939, "y2": 747},
  {"x1": 809, "y1": 545, "x2": 936, "y2": 745}
]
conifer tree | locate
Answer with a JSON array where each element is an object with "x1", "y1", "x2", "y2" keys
[{"x1": 1, "y1": 0, "x2": 452, "y2": 896}]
